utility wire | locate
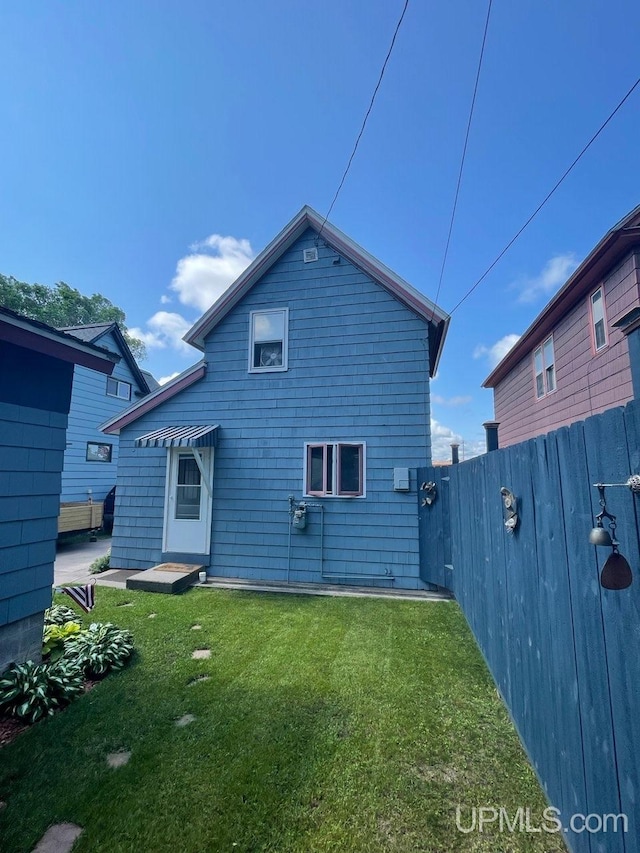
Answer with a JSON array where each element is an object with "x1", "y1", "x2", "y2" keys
[
  {"x1": 431, "y1": 0, "x2": 492, "y2": 317},
  {"x1": 317, "y1": 0, "x2": 410, "y2": 241},
  {"x1": 448, "y1": 74, "x2": 640, "y2": 316}
]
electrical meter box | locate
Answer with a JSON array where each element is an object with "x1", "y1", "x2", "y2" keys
[{"x1": 393, "y1": 467, "x2": 410, "y2": 491}]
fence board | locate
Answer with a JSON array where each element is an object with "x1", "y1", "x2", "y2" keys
[{"x1": 419, "y1": 399, "x2": 640, "y2": 852}]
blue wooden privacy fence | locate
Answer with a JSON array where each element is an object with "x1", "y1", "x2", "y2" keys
[{"x1": 419, "y1": 398, "x2": 640, "y2": 853}]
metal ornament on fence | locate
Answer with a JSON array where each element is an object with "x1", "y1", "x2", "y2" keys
[
  {"x1": 500, "y1": 487, "x2": 518, "y2": 534},
  {"x1": 589, "y1": 483, "x2": 633, "y2": 590},
  {"x1": 420, "y1": 481, "x2": 437, "y2": 507}
]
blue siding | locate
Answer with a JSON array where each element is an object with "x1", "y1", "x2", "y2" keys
[
  {"x1": 61, "y1": 330, "x2": 144, "y2": 502},
  {"x1": 111, "y1": 230, "x2": 434, "y2": 589},
  {"x1": 0, "y1": 399, "x2": 67, "y2": 628}
]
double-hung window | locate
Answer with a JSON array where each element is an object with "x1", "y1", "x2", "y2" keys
[
  {"x1": 106, "y1": 377, "x2": 132, "y2": 400},
  {"x1": 590, "y1": 287, "x2": 608, "y2": 351},
  {"x1": 249, "y1": 308, "x2": 288, "y2": 372},
  {"x1": 305, "y1": 442, "x2": 365, "y2": 497},
  {"x1": 534, "y1": 336, "x2": 556, "y2": 398}
]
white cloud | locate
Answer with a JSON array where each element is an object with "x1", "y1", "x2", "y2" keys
[
  {"x1": 430, "y1": 418, "x2": 484, "y2": 462},
  {"x1": 473, "y1": 333, "x2": 520, "y2": 368},
  {"x1": 432, "y1": 394, "x2": 472, "y2": 407},
  {"x1": 160, "y1": 294, "x2": 172, "y2": 304},
  {"x1": 158, "y1": 371, "x2": 181, "y2": 386},
  {"x1": 129, "y1": 311, "x2": 194, "y2": 355},
  {"x1": 515, "y1": 253, "x2": 578, "y2": 304},
  {"x1": 170, "y1": 234, "x2": 255, "y2": 312}
]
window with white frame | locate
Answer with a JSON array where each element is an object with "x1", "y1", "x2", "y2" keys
[
  {"x1": 106, "y1": 377, "x2": 131, "y2": 400},
  {"x1": 590, "y1": 287, "x2": 607, "y2": 351},
  {"x1": 305, "y1": 442, "x2": 365, "y2": 497},
  {"x1": 249, "y1": 308, "x2": 288, "y2": 372},
  {"x1": 534, "y1": 336, "x2": 556, "y2": 399}
]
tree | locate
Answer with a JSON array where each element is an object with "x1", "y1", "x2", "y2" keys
[{"x1": 0, "y1": 275, "x2": 146, "y2": 360}]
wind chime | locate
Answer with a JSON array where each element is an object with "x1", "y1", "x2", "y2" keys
[{"x1": 588, "y1": 479, "x2": 638, "y2": 590}]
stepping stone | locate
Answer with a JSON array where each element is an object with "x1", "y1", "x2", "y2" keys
[
  {"x1": 32, "y1": 823, "x2": 83, "y2": 853},
  {"x1": 148, "y1": 613, "x2": 157, "y2": 619},
  {"x1": 188, "y1": 674, "x2": 210, "y2": 686},
  {"x1": 107, "y1": 750, "x2": 131, "y2": 768},
  {"x1": 175, "y1": 714, "x2": 196, "y2": 727},
  {"x1": 192, "y1": 649, "x2": 211, "y2": 659},
  {"x1": 117, "y1": 602, "x2": 134, "y2": 607},
  {"x1": 191, "y1": 624, "x2": 202, "y2": 630}
]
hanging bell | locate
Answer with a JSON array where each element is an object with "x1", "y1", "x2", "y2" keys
[
  {"x1": 589, "y1": 519, "x2": 613, "y2": 546},
  {"x1": 600, "y1": 548, "x2": 633, "y2": 590}
]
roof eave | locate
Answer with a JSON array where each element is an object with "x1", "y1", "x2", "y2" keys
[
  {"x1": 0, "y1": 311, "x2": 119, "y2": 374},
  {"x1": 483, "y1": 224, "x2": 640, "y2": 388},
  {"x1": 100, "y1": 361, "x2": 206, "y2": 434}
]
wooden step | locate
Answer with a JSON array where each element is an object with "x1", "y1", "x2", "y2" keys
[{"x1": 126, "y1": 563, "x2": 204, "y2": 594}]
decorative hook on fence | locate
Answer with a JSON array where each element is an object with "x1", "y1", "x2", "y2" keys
[
  {"x1": 500, "y1": 487, "x2": 518, "y2": 534},
  {"x1": 589, "y1": 484, "x2": 633, "y2": 590},
  {"x1": 420, "y1": 481, "x2": 437, "y2": 507}
]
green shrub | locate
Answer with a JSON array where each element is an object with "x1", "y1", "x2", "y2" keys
[
  {"x1": 42, "y1": 622, "x2": 82, "y2": 661},
  {"x1": 0, "y1": 659, "x2": 84, "y2": 723},
  {"x1": 44, "y1": 604, "x2": 79, "y2": 626},
  {"x1": 64, "y1": 622, "x2": 134, "y2": 678},
  {"x1": 90, "y1": 549, "x2": 111, "y2": 574}
]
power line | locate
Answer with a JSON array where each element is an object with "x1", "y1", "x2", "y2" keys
[
  {"x1": 317, "y1": 0, "x2": 410, "y2": 241},
  {"x1": 432, "y1": 0, "x2": 492, "y2": 316},
  {"x1": 448, "y1": 74, "x2": 640, "y2": 316}
]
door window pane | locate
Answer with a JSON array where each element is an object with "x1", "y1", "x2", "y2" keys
[{"x1": 176, "y1": 456, "x2": 201, "y2": 519}]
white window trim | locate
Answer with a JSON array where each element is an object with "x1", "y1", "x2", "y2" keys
[
  {"x1": 106, "y1": 377, "x2": 132, "y2": 400},
  {"x1": 248, "y1": 307, "x2": 289, "y2": 373},
  {"x1": 533, "y1": 335, "x2": 556, "y2": 399},
  {"x1": 589, "y1": 286, "x2": 608, "y2": 352},
  {"x1": 303, "y1": 441, "x2": 367, "y2": 498}
]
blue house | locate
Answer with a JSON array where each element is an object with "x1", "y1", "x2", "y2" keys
[
  {"x1": 101, "y1": 207, "x2": 450, "y2": 589},
  {"x1": 0, "y1": 307, "x2": 117, "y2": 672},
  {"x1": 56, "y1": 322, "x2": 154, "y2": 533}
]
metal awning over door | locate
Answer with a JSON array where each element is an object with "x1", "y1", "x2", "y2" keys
[{"x1": 134, "y1": 425, "x2": 219, "y2": 448}]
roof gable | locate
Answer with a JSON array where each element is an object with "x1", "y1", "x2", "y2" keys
[
  {"x1": 484, "y1": 204, "x2": 640, "y2": 388},
  {"x1": 60, "y1": 322, "x2": 150, "y2": 395},
  {"x1": 185, "y1": 206, "x2": 450, "y2": 376}
]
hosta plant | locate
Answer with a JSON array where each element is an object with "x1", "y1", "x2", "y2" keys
[
  {"x1": 64, "y1": 622, "x2": 134, "y2": 678},
  {"x1": 0, "y1": 659, "x2": 84, "y2": 723},
  {"x1": 44, "y1": 604, "x2": 79, "y2": 626},
  {"x1": 42, "y1": 621, "x2": 82, "y2": 661},
  {"x1": 90, "y1": 550, "x2": 111, "y2": 574}
]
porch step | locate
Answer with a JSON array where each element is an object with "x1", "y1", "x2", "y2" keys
[{"x1": 126, "y1": 563, "x2": 204, "y2": 594}]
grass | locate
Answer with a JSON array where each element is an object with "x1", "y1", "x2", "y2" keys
[{"x1": 0, "y1": 588, "x2": 565, "y2": 853}]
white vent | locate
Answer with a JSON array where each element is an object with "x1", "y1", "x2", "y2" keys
[{"x1": 303, "y1": 247, "x2": 318, "y2": 263}]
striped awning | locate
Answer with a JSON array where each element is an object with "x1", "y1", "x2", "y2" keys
[{"x1": 135, "y1": 425, "x2": 219, "y2": 448}]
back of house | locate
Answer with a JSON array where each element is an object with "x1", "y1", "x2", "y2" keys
[{"x1": 102, "y1": 206, "x2": 449, "y2": 590}]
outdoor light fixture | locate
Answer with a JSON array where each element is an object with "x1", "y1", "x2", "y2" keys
[{"x1": 500, "y1": 487, "x2": 518, "y2": 534}]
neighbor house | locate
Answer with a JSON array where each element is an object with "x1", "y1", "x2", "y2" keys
[
  {"x1": 101, "y1": 206, "x2": 450, "y2": 590},
  {"x1": 56, "y1": 322, "x2": 153, "y2": 534},
  {"x1": 484, "y1": 204, "x2": 640, "y2": 447},
  {"x1": 0, "y1": 307, "x2": 117, "y2": 672}
]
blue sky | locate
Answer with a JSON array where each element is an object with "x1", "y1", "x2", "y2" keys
[{"x1": 1, "y1": 1, "x2": 639, "y2": 458}]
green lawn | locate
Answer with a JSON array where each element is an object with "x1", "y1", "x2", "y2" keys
[{"x1": 0, "y1": 588, "x2": 565, "y2": 852}]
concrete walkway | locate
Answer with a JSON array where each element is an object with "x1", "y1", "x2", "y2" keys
[{"x1": 54, "y1": 537, "x2": 111, "y2": 586}]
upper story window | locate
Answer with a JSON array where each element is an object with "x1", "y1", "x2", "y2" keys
[
  {"x1": 106, "y1": 377, "x2": 131, "y2": 400},
  {"x1": 249, "y1": 308, "x2": 289, "y2": 372},
  {"x1": 534, "y1": 336, "x2": 556, "y2": 399},
  {"x1": 590, "y1": 287, "x2": 608, "y2": 351},
  {"x1": 304, "y1": 442, "x2": 365, "y2": 497}
]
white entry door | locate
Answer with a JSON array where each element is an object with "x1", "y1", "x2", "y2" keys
[{"x1": 163, "y1": 448, "x2": 213, "y2": 555}]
